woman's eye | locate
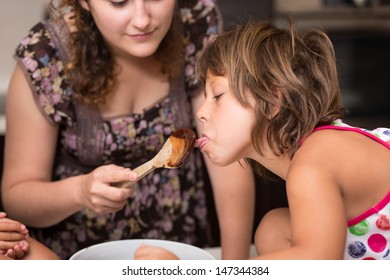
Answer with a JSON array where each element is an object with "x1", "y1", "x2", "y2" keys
[{"x1": 110, "y1": 0, "x2": 128, "y2": 7}]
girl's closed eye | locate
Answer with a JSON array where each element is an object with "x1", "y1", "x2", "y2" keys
[{"x1": 213, "y1": 93, "x2": 224, "y2": 101}]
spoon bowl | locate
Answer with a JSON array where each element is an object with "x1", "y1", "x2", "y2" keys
[{"x1": 115, "y1": 128, "x2": 196, "y2": 188}]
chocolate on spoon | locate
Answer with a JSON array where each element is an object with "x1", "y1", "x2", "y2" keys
[{"x1": 115, "y1": 128, "x2": 196, "y2": 188}]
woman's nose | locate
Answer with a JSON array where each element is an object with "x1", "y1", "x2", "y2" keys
[{"x1": 132, "y1": 1, "x2": 150, "y2": 29}]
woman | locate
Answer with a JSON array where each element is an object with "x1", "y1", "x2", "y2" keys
[{"x1": 1, "y1": 0, "x2": 254, "y2": 259}]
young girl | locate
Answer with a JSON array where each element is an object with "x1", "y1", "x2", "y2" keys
[
  {"x1": 135, "y1": 19, "x2": 390, "y2": 260},
  {"x1": 1, "y1": 0, "x2": 254, "y2": 259}
]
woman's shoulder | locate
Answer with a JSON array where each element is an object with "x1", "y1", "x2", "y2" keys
[
  {"x1": 14, "y1": 21, "x2": 49, "y2": 56},
  {"x1": 179, "y1": 0, "x2": 222, "y2": 92},
  {"x1": 14, "y1": 18, "x2": 70, "y2": 61},
  {"x1": 14, "y1": 19, "x2": 75, "y2": 126}
]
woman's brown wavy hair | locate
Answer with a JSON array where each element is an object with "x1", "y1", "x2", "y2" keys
[
  {"x1": 50, "y1": 0, "x2": 185, "y2": 105},
  {"x1": 196, "y1": 18, "x2": 345, "y2": 178}
]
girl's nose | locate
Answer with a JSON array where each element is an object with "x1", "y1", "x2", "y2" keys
[
  {"x1": 132, "y1": 1, "x2": 150, "y2": 29},
  {"x1": 196, "y1": 102, "x2": 208, "y2": 123}
]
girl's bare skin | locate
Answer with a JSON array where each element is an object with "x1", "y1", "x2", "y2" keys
[{"x1": 0, "y1": 212, "x2": 59, "y2": 260}]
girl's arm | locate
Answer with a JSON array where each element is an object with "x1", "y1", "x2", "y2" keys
[{"x1": 254, "y1": 160, "x2": 346, "y2": 260}]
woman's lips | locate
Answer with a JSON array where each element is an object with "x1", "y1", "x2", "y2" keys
[
  {"x1": 128, "y1": 31, "x2": 154, "y2": 41},
  {"x1": 195, "y1": 136, "x2": 209, "y2": 150}
]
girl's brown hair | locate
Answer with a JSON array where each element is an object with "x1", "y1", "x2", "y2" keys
[
  {"x1": 50, "y1": 0, "x2": 185, "y2": 105},
  {"x1": 196, "y1": 18, "x2": 345, "y2": 177}
]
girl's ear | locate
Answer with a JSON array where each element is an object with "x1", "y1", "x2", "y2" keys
[{"x1": 79, "y1": 0, "x2": 90, "y2": 11}]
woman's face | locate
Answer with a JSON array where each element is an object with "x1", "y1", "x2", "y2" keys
[
  {"x1": 81, "y1": 0, "x2": 176, "y2": 58},
  {"x1": 196, "y1": 73, "x2": 257, "y2": 166}
]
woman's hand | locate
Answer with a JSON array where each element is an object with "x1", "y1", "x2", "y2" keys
[
  {"x1": 134, "y1": 244, "x2": 179, "y2": 260},
  {"x1": 0, "y1": 212, "x2": 30, "y2": 259},
  {"x1": 78, "y1": 165, "x2": 137, "y2": 215}
]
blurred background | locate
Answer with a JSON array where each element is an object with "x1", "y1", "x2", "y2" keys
[{"x1": 1, "y1": 0, "x2": 390, "y2": 244}]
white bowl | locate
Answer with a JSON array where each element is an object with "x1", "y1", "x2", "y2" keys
[{"x1": 69, "y1": 239, "x2": 215, "y2": 260}]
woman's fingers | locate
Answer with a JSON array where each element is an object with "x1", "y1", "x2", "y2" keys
[
  {"x1": 87, "y1": 193, "x2": 130, "y2": 214},
  {"x1": 80, "y1": 164, "x2": 137, "y2": 214},
  {"x1": 93, "y1": 165, "x2": 137, "y2": 183}
]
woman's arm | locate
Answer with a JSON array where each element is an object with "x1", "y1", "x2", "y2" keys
[
  {"x1": 191, "y1": 92, "x2": 255, "y2": 259},
  {"x1": 1, "y1": 64, "x2": 135, "y2": 227}
]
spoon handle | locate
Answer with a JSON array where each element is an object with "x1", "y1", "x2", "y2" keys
[{"x1": 114, "y1": 159, "x2": 156, "y2": 188}]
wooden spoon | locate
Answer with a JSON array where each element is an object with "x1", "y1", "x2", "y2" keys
[{"x1": 115, "y1": 128, "x2": 196, "y2": 188}]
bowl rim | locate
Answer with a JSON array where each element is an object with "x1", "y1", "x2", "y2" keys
[{"x1": 69, "y1": 239, "x2": 215, "y2": 260}]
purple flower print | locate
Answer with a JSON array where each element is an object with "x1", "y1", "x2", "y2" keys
[
  {"x1": 32, "y1": 69, "x2": 42, "y2": 80},
  {"x1": 50, "y1": 64, "x2": 59, "y2": 77},
  {"x1": 162, "y1": 218, "x2": 173, "y2": 233},
  {"x1": 186, "y1": 43, "x2": 196, "y2": 56},
  {"x1": 76, "y1": 228, "x2": 86, "y2": 242},
  {"x1": 106, "y1": 133, "x2": 113, "y2": 145},
  {"x1": 22, "y1": 56, "x2": 38, "y2": 72},
  {"x1": 153, "y1": 123, "x2": 164, "y2": 134},
  {"x1": 51, "y1": 93, "x2": 61, "y2": 104},
  {"x1": 111, "y1": 120, "x2": 128, "y2": 137},
  {"x1": 41, "y1": 77, "x2": 53, "y2": 93},
  {"x1": 138, "y1": 120, "x2": 147, "y2": 130},
  {"x1": 200, "y1": 0, "x2": 215, "y2": 8},
  {"x1": 161, "y1": 182, "x2": 173, "y2": 197},
  {"x1": 116, "y1": 219, "x2": 127, "y2": 230},
  {"x1": 163, "y1": 126, "x2": 173, "y2": 136},
  {"x1": 185, "y1": 64, "x2": 195, "y2": 78},
  {"x1": 53, "y1": 114, "x2": 62, "y2": 123},
  {"x1": 38, "y1": 93, "x2": 49, "y2": 107},
  {"x1": 195, "y1": 206, "x2": 207, "y2": 220},
  {"x1": 64, "y1": 133, "x2": 77, "y2": 150},
  {"x1": 146, "y1": 229, "x2": 160, "y2": 239},
  {"x1": 21, "y1": 37, "x2": 31, "y2": 46},
  {"x1": 110, "y1": 143, "x2": 118, "y2": 152}
]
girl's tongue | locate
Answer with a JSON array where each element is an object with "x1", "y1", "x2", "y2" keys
[{"x1": 194, "y1": 137, "x2": 209, "y2": 149}]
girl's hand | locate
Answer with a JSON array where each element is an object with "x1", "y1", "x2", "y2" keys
[
  {"x1": 79, "y1": 165, "x2": 137, "y2": 215},
  {"x1": 4, "y1": 240, "x2": 29, "y2": 259},
  {"x1": 0, "y1": 212, "x2": 29, "y2": 259},
  {"x1": 134, "y1": 244, "x2": 180, "y2": 260}
]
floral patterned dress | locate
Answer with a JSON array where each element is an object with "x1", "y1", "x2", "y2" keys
[{"x1": 13, "y1": 0, "x2": 220, "y2": 259}]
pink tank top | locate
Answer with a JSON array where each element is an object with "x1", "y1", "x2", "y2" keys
[{"x1": 313, "y1": 119, "x2": 390, "y2": 260}]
